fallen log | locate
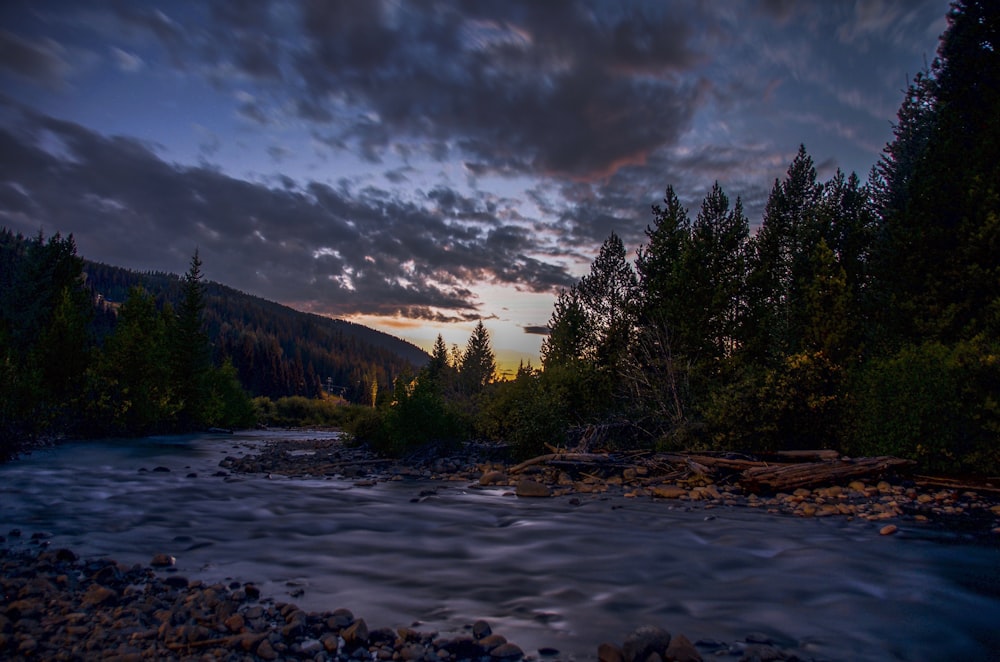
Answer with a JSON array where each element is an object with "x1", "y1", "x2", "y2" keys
[
  {"x1": 771, "y1": 449, "x2": 841, "y2": 462},
  {"x1": 740, "y1": 456, "x2": 915, "y2": 493},
  {"x1": 509, "y1": 452, "x2": 611, "y2": 473},
  {"x1": 913, "y1": 475, "x2": 1000, "y2": 497},
  {"x1": 660, "y1": 453, "x2": 768, "y2": 472}
]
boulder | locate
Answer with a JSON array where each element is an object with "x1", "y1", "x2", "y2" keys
[
  {"x1": 664, "y1": 633, "x2": 702, "y2": 662},
  {"x1": 622, "y1": 626, "x2": 671, "y2": 662},
  {"x1": 652, "y1": 486, "x2": 687, "y2": 499},
  {"x1": 515, "y1": 479, "x2": 551, "y2": 498}
]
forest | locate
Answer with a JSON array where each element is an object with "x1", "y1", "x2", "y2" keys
[
  {"x1": 351, "y1": 0, "x2": 999, "y2": 476},
  {"x1": 1, "y1": 1, "x2": 997, "y2": 476},
  {"x1": 0, "y1": 236, "x2": 428, "y2": 458}
]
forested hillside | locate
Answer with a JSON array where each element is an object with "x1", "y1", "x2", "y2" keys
[{"x1": 82, "y1": 262, "x2": 429, "y2": 401}]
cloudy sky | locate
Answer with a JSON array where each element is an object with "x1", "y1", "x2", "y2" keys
[{"x1": 0, "y1": 0, "x2": 949, "y2": 372}]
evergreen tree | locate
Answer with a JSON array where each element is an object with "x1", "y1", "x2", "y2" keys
[
  {"x1": 541, "y1": 286, "x2": 590, "y2": 369},
  {"x1": 169, "y1": 250, "x2": 212, "y2": 426},
  {"x1": 460, "y1": 321, "x2": 496, "y2": 395},
  {"x1": 635, "y1": 186, "x2": 691, "y2": 331},
  {"x1": 747, "y1": 145, "x2": 823, "y2": 362},
  {"x1": 87, "y1": 287, "x2": 172, "y2": 435},
  {"x1": 871, "y1": 0, "x2": 1000, "y2": 345},
  {"x1": 684, "y1": 182, "x2": 750, "y2": 364},
  {"x1": 576, "y1": 232, "x2": 638, "y2": 377}
]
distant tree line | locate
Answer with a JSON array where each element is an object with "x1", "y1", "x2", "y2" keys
[
  {"x1": 82, "y1": 262, "x2": 427, "y2": 403},
  {"x1": 0, "y1": 239, "x2": 256, "y2": 457},
  {"x1": 351, "y1": 1, "x2": 999, "y2": 475}
]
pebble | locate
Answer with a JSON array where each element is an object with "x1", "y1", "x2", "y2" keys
[{"x1": 880, "y1": 524, "x2": 899, "y2": 536}]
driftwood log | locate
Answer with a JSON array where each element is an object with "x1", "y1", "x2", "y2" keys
[
  {"x1": 509, "y1": 452, "x2": 612, "y2": 473},
  {"x1": 740, "y1": 456, "x2": 915, "y2": 493}
]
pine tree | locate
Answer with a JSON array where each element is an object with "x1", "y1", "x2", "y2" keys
[
  {"x1": 460, "y1": 321, "x2": 496, "y2": 394},
  {"x1": 684, "y1": 182, "x2": 750, "y2": 364},
  {"x1": 747, "y1": 146, "x2": 823, "y2": 362},
  {"x1": 576, "y1": 232, "x2": 638, "y2": 377},
  {"x1": 169, "y1": 250, "x2": 213, "y2": 427},
  {"x1": 635, "y1": 186, "x2": 691, "y2": 330}
]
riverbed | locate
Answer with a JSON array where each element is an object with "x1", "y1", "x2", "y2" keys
[{"x1": 1, "y1": 430, "x2": 998, "y2": 660}]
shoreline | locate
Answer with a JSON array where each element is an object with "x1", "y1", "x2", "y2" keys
[
  {"x1": 1, "y1": 541, "x2": 801, "y2": 662},
  {"x1": 219, "y1": 436, "x2": 1000, "y2": 542}
]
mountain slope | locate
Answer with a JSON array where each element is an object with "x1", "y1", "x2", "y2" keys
[{"x1": 83, "y1": 261, "x2": 429, "y2": 401}]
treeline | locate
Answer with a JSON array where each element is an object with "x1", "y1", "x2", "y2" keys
[
  {"x1": 352, "y1": 1, "x2": 999, "y2": 476},
  {"x1": 82, "y1": 263, "x2": 428, "y2": 402},
  {"x1": 0, "y1": 238, "x2": 256, "y2": 457}
]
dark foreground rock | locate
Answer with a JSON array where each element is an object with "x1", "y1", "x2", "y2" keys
[
  {"x1": 0, "y1": 544, "x2": 821, "y2": 662},
  {"x1": 0, "y1": 545, "x2": 531, "y2": 661}
]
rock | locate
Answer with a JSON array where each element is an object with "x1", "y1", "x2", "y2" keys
[
  {"x1": 150, "y1": 554, "x2": 175, "y2": 567},
  {"x1": 152, "y1": 466, "x2": 170, "y2": 473},
  {"x1": 328, "y1": 608, "x2": 354, "y2": 630},
  {"x1": 622, "y1": 626, "x2": 671, "y2": 662},
  {"x1": 598, "y1": 642, "x2": 625, "y2": 662},
  {"x1": 739, "y1": 644, "x2": 787, "y2": 661},
  {"x1": 81, "y1": 584, "x2": 117, "y2": 608},
  {"x1": 880, "y1": 524, "x2": 899, "y2": 536},
  {"x1": 515, "y1": 479, "x2": 551, "y2": 497},
  {"x1": 479, "y1": 634, "x2": 507, "y2": 651},
  {"x1": 256, "y1": 638, "x2": 278, "y2": 660},
  {"x1": 163, "y1": 575, "x2": 189, "y2": 589},
  {"x1": 480, "y1": 471, "x2": 507, "y2": 486},
  {"x1": 652, "y1": 486, "x2": 687, "y2": 499},
  {"x1": 224, "y1": 613, "x2": 245, "y2": 632},
  {"x1": 342, "y1": 618, "x2": 369, "y2": 647},
  {"x1": 491, "y1": 642, "x2": 524, "y2": 659},
  {"x1": 664, "y1": 633, "x2": 701, "y2": 662},
  {"x1": 473, "y1": 619, "x2": 493, "y2": 639}
]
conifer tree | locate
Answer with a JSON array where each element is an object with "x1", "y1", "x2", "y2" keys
[{"x1": 460, "y1": 321, "x2": 496, "y2": 394}]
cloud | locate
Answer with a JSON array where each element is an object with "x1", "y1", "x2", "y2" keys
[
  {"x1": 110, "y1": 46, "x2": 144, "y2": 72},
  {"x1": 522, "y1": 325, "x2": 550, "y2": 336},
  {"x1": 0, "y1": 30, "x2": 70, "y2": 87},
  {"x1": 0, "y1": 102, "x2": 576, "y2": 321}
]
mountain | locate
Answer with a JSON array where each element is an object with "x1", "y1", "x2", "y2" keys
[{"x1": 83, "y1": 260, "x2": 430, "y2": 402}]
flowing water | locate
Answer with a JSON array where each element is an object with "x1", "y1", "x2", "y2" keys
[{"x1": 1, "y1": 431, "x2": 998, "y2": 661}]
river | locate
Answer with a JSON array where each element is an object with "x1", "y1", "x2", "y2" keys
[{"x1": 1, "y1": 430, "x2": 998, "y2": 660}]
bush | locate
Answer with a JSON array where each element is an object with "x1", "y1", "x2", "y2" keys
[
  {"x1": 346, "y1": 372, "x2": 470, "y2": 456},
  {"x1": 702, "y1": 352, "x2": 845, "y2": 453},
  {"x1": 848, "y1": 340, "x2": 1000, "y2": 475},
  {"x1": 476, "y1": 365, "x2": 571, "y2": 459},
  {"x1": 255, "y1": 395, "x2": 351, "y2": 428}
]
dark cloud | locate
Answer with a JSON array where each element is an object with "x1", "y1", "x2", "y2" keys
[
  {"x1": 0, "y1": 103, "x2": 574, "y2": 320},
  {"x1": 0, "y1": 29, "x2": 70, "y2": 87},
  {"x1": 522, "y1": 325, "x2": 550, "y2": 336}
]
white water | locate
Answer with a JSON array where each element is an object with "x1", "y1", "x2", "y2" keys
[{"x1": 1, "y1": 430, "x2": 998, "y2": 661}]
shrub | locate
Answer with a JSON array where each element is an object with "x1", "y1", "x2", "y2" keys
[{"x1": 849, "y1": 339, "x2": 1000, "y2": 475}]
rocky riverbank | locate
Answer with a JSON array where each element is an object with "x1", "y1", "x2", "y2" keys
[
  {"x1": 217, "y1": 436, "x2": 1000, "y2": 539},
  {"x1": 1, "y1": 541, "x2": 806, "y2": 662}
]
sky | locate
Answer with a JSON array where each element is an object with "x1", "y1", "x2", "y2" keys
[{"x1": 0, "y1": 0, "x2": 951, "y2": 375}]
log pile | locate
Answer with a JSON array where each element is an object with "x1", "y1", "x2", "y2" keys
[
  {"x1": 739, "y1": 456, "x2": 915, "y2": 493},
  {"x1": 507, "y1": 446, "x2": 919, "y2": 495}
]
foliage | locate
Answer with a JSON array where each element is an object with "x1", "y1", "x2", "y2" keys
[
  {"x1": 254, "y1": 395, "x2": 354, "y2": 428},
  {"x1": 476, "y1": 363, "x2": 571, "y2": 459},
  {"x1": 848, "y1": 340, "x2": 1000, "y2": 475}
]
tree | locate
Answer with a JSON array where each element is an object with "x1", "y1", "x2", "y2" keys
[
  {"x1": 635, "y1": 186, "x2": 691, "y2": 330},
  {"x1": 541, "y1": 286, "x2": 589, "y2": 369},
  {"x1": 870, "y1": 0, "x2": 1000, "y2": 346},
  {"x1": 169, "y1": 250, "x2": 212, "y2": 426},
  {"x1": 684, "y1": 182, "x2": 750, "y2": 364},
  {"x1": 460, "y1": 321, "x2": 496, "y2": 395},
  {"x1": 87, "y1": 287, "x2": 172, "y2": 435},
  {"x1": 747, "y1": 146, "x2": 823, "y2": 362},
  {"x1": 576, "y1": 232, "x2": 638, "y2": 378}
]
